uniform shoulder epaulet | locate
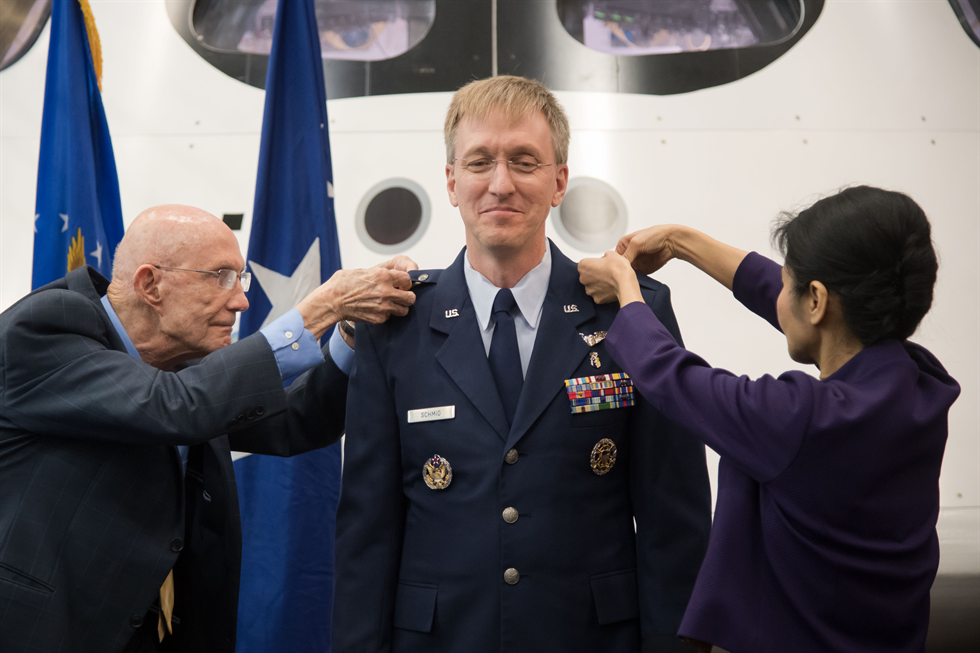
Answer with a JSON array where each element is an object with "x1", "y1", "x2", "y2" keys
[
  {"x1": 636, "y1": 273, "x2": 667, "y2": 294},
  {"x1": 410, "y1": 269, "x2": 441, "y2": 289}
]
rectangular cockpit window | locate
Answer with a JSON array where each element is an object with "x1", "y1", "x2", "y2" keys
[
  {"x1": 191, "y1": 0, "x2": 436, "y2": 61},
  {"x1": 557, "y1": 0, "x2": 803, "y2": 55}
]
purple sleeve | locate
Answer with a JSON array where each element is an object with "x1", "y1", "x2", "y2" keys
[
  {"x1": 732, "y1": 252, "x2": 784, "y2": 332},
  {"x1": 606, "y1": 302, "x2": 815, "y2": 483}
]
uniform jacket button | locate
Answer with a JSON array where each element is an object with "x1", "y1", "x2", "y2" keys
[
  {"x1": 130, "y1": 614, "x2": 143, "y2": 628},
  {"x1": 246, "y1": 409, "x2": 256, "y2": 420},
  {"x1": 502, "y1": 507, "x2": 519, "y2": 524},
  {"x1": 255, "y1": 405, "x2": 265, "y2": 416},
  {"x1": 171, "y1": 538, "x2": 184, "y2": 552},
  {"x1": 505, "y1": 449, "x2": 519, "y2": 464},
  {"x1": 504, "y1": 568, "x2": 520, "y2": 585}
]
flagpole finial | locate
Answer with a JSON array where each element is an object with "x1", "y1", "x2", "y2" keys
[{"x1": 77, "y1": 0, "x2": 102, "y2": 91}]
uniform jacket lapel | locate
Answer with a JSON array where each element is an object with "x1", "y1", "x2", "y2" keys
[
  {"x1": 505, "y1": 243, "x2": 595, "y2": 452},
  {"x1": 432, "y1": 250, "x2": 511, "y2": 441}
]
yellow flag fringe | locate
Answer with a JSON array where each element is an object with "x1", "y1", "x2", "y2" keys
[{"x1": 77, "y1": 0, "x2": 102, "y2": 91}]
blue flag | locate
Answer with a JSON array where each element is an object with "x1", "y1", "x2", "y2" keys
[
  {"x1": 234, "y1": 0, "x2": 343, "y2": 651},
  {"x1": 33, "y1": 0, "x2": 123, "y2": 289}
]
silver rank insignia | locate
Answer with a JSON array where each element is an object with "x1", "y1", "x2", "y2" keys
[
  {"x1": 590, "y1": 438, "x2": 617, "y2": 476},
  {"x1": 590, "y1": 351, "x2": 601, "y2": 368},
  {"x1": 423, "y1": 454, "x2": 453, "y2": 490},
  {"x1": 580, "y1": 331, "x2": 607, "y2": 347}
]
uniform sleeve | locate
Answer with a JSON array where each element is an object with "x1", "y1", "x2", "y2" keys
[
  {"x1": 333, "y1": 323, "x2": 407, "y2": 653},
  {"x1": 0, "y1": 289, "x2": 288, "y2": 445},
  {"x1": 608, "y1": 301, "x2": 813, "y2": 484},
  {"x1": 629, "y1": 284, "x2": 713, "y2": 652}
]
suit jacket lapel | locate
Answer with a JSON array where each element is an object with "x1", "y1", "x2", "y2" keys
[
  {"x1": 506, "y1": 243, "x2": 595, "y2": 452},
  {"x1": 433, "y1": 249, "x2": 511, "y2": 441},
  {"x1": 72, "y1": 265, "x2": 186, "y2": 475}
]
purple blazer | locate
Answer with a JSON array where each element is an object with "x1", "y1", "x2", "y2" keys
[{"x1": 606, "y1": 252, "x2": 960, "y2": 653}]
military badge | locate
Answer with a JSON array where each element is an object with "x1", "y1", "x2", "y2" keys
[
  {"x1": 579, "y1": 331, "x2": 607, "y2": 347},
  {"x1": 590, "y1": 351, "x2": 601, "y2": 368},
  {"x1": 590, "y1": 438, "x2": 617, "y2": 476},
  {"x1": 423, "y1": 454, "x2": 453, "y2": 490}
]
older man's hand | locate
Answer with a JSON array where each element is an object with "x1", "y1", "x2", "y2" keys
[
  {"x1": 296, "y1": 266, "x2": 416, "y2": 339},
  {"x1": 376, "y1": 255, "x2": 419, "y2": 274}
]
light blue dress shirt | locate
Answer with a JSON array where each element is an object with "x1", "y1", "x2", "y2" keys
[
  {"x1": 328, "y1": 323, "x2": 355, "y2": 375},
  {"x1": 100, "y1": 296, "x2": 334, "y2": 472},
  {"x1": 463, "y1": 244, "x2": 552, "y2": 378}
]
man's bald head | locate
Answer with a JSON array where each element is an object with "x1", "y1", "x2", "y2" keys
[
  {"x1": 106, "y1": 205, "x2": 249, "y2": 369},
  {"x1": 111, "y1": 205, "x2": 234, "y2": 291}
]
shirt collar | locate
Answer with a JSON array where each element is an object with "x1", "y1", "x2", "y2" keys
[
  {"x1": 101, "y1": 294, "x2": 143, "y2": 361},
  {"x1": 464, "y1": 242, "x2": 552, "y2": 331}
]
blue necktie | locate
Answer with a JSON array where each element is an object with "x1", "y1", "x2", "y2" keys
[{"x1": 489, "y1": 289, "x2": 523, "y2": 426}]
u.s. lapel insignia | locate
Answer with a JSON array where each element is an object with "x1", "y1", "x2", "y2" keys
[
  {"x1": 590, "y1": 438, "x2": 617, "y2": 476},
  {"x1": 445, "y1": 309, "x2": 459, "y2": 318},
  {"x1": 590, "y1": 351, "x2": 601, "y2": 368},
  {"x1": 564, "y1": 304, "x2": 579, "y2": 313},
  {"x1": 579, "y1": 331, "x2": 607, "y2": 347},
  {"x1": 423, "y1": 454, "x2": 453, "y2": 490}
]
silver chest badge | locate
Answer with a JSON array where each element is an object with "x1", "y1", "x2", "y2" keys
[{"x1": 579, "y1": 331, "x2": 607, "y2": 347}]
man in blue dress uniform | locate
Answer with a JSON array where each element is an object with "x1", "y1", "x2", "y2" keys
[{"x1": 333, "y1": 76, "x2": 711, "y2": 653}]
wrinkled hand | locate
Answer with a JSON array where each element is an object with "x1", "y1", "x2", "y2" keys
[
  {"x1": 578, "y1": 252, "x2": 636, "y2": 305},
  {"x1": 376, "y1": 255, "x2": 419, "y2": 273},
  {"x1": 296, "y1": 267, "x2": 416, "y2": 339},
  {"x1": 617, "y1": 225, "x2": 678, "y2": 275}
]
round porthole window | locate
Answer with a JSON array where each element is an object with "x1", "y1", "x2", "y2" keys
[
  {"x1": 0, "y1": 0, "x2": 51, "y2": 72},
  {"x1": 356, "y1": 178, "x2": 430, "y2": 254},
  {"x1": 551, "y1": 177, "x2": 627, "y2": 253}
]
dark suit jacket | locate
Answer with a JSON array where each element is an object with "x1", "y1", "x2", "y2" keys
[
  {"x1": 333, "y1": 243, "x2": 711, "y2": 653},
  {"x1": 0, "y1": 266, "x2": 348, "y2": 653}
]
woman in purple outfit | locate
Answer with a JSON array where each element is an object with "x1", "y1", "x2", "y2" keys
[{"x1": 578, "y1": 186, "x2": 960, "y2": 653}]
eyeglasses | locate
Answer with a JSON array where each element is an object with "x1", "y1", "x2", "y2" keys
[
  {"x1": 454, "y1": 157, "x2": 556, "y2": 177},
  {"x1": 152, "y1": 265, "x2": 251, "y2": 291}
]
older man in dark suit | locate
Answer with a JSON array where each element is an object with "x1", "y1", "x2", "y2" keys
[
  {"x1": 333, "y1": 76, "x2": 711, "y2": 653},
  {"x1": 0, "y1": 205, "x2": 415, "y2": 653}
]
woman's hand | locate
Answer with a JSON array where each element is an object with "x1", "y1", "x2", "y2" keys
[
  {"x1": 617, "y1": 225, "x2": 679, "y2": 275},
  {"x1": 620, "y1": 224, "x2": 749, "y2": 291},
  {"x1": 578, "y1": 252, "x2": 644, "y2": 307}
]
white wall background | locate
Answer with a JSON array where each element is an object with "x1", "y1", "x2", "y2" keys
[{"x1": 1, "y1": 0, "x2": 977, "y2": 569}]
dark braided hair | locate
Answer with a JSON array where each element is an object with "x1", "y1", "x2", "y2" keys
[{"x1": 772, "y1": 186, "x2": 937, "y2": 346}]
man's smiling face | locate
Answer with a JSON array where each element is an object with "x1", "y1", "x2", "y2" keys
[{"x1": 446, "y1": 110, "x2": 568, "y2": 262}]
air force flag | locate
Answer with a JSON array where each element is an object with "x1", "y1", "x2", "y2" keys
[
  {"x1": 234, "y1": 0, "x2": 343, "y2": 651},
  {"x1": 33, "y1": 0, "x2": 123, "y2": 289}
]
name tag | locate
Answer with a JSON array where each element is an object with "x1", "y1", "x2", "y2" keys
[{"x1": 407, "y1": 406, "x2": 456, "y2": 424}]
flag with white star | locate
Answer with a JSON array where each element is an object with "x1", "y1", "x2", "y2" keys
[
  {"x1": 32, "y1": 0, "x2": 123, "y2": 289},
  {"x1": 234, "y1": 0, "x2": 343, "y2": 651}
]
